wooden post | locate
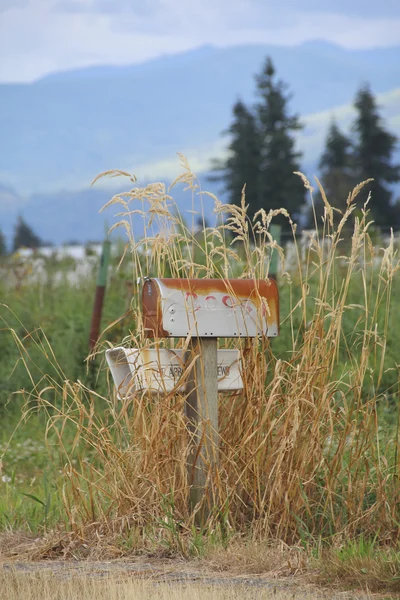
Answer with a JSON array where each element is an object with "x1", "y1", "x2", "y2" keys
[{"x1": 185, "y1": 338, "x2": 219, "y2": 519}]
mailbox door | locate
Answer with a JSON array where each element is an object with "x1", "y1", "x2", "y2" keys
[
  {"x1": 142, "y1": 279, "x2": 169, "y2": 338},
  {"x1": 143, "y1": 278, "x2": 279, "y2": 338}
]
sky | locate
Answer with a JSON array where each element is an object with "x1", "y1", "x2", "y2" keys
[{"x1": 1, "y1": 0, "x2": 400, "y2": 83}]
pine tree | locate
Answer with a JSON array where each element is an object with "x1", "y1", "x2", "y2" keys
[
  {"x1": 353, "y1": 85, "x2": 400, "y2": 228},
  {"x1": 320, "y1": 120, "x2": 353, "y2": 176},
  {"x1": 309, "y1": 120, "x2": 355, "y2": 227},
  {"x1": 210, "y1": 100, "x2": 260, "y2": 220},
  {"x1": 256, "y1": 58, "x2": 305, "y2": 231},
  {"x1": 13, "y1": 216, "x2": 42, "y2": 252},
  {"x1": 0, "y1": 227, "x2": 6, "y2": 256}
]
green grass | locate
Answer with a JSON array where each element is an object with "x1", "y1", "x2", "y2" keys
[{"x1": 0, "y1": 417, "x2": 63, "y2": 532}]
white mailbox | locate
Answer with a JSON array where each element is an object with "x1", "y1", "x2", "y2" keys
[
  {"x1": 106, "y1": 347, "x2": 243, "y2": 398},
  {"x1": 142, "y1": 278, "x2": 279, "y2": 338}
]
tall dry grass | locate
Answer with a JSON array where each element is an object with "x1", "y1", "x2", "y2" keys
[{"x1": 14, "y1": 158, "x2": 400, "y2": 553}]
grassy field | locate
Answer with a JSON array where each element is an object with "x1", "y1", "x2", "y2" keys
[{"x1": 1, "y1": 164, "x2": 399, "y2": 593}]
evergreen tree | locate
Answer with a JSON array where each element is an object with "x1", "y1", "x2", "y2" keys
[
  {"x1": 13, "y1": 216, "x2": 42, "y2": 252},
  {"x1": 353, "y1": 85, "x2": 400, "y2": 228},
  {"x1": 0, "y1": 227, "x2": 6, "y2": 256},
  {"x1": 320, "y1": 120, "x2": 353, "y2": 176},
  {"x1": 210, "y1": 100, "x2": 260, "y2": 220},
  {"x1": 308, "y1": 120, "x2": 355, "y2": 227},
  {"x1": 256, "y1": 58, "x2": 305, "y2": 230}
]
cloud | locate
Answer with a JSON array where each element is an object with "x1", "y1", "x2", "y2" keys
[
  {"x1": 51, "y1": 0, "x2": 400, "y2": 19},
  {"x1": 1, "y1": 0, "x2": 400, "y2": 82},
  {"x1": 267, "y1": 0, "x2": 399, "y2": 18},
  {"x1": 0, "y1": 0, "x2": 30, "y2": 12},
  {"x1": 53, "y1": 0, "x2": 162, "y2": 15}
]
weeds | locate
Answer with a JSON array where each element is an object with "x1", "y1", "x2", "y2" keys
[
  {"x1": 1, "y1": 159, "x2": 400, "y2": 577},
  {"x1": 318, "y1": 537, "x2": 400, "y2": 592}
]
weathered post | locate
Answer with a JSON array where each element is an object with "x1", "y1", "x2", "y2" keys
[{"x1": 185, "y1": 337, "x2": 218, "y2": 514}]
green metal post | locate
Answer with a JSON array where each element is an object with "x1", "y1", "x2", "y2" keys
[
  {"x1": 89, "y1": 240, "x2": 111, "y2": 351},
  {"x1": 269, "y1": 224, "x2": 281, "y2": 280}
]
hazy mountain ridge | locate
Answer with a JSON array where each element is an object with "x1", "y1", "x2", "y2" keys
[
  {"x1": 1, "y1": 41, "x2": 399, "y2": 245},
  {"x1": 36, "y1": 42, "x2": 400, "y2": 84}
]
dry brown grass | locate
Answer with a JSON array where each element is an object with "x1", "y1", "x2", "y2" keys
[
  {"x1": 11, "y1": 158, "x2": 400, "y2": 559},
  {"x1": 0, "y1": 567, "x2": 379, "y2": 600},
  {"x1": 203, "y1": 540, "x2": 307, "y2": 576}
]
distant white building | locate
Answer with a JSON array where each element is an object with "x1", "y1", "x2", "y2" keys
[{"x1": 16, "y1": 243, "x2": 103, "y2": 260}]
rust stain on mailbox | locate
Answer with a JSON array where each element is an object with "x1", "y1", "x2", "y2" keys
[{"x1": 142, "y1": 278, "x2": 279, "y2": 338}]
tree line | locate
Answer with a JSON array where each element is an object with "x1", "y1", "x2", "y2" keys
[
  {"x1": 0, "y1": 216, "x2": 43, "y2": 256},
  {"x1": 211, "y1": 57, "x2": 400, "y2": 234}
]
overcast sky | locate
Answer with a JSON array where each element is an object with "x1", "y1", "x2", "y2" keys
[{"x1": 1, "y1": 0, "x2": 400, "y2": 82}]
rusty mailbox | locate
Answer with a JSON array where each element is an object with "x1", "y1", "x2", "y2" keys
[{"x1": 142, "y1": 278, "x2": 279, "y2": 338}]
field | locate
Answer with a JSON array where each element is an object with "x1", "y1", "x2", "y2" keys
[{"x1": 1, "y1": 164, "x2": 399, "y2": 596}]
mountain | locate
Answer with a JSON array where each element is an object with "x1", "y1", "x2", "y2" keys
[
  {"x1": 0, "y1": 179, "x2": 222, "y2": 250},
  {"x1": 0, "y1": 41, "x2": 399, "y2": 246}
]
